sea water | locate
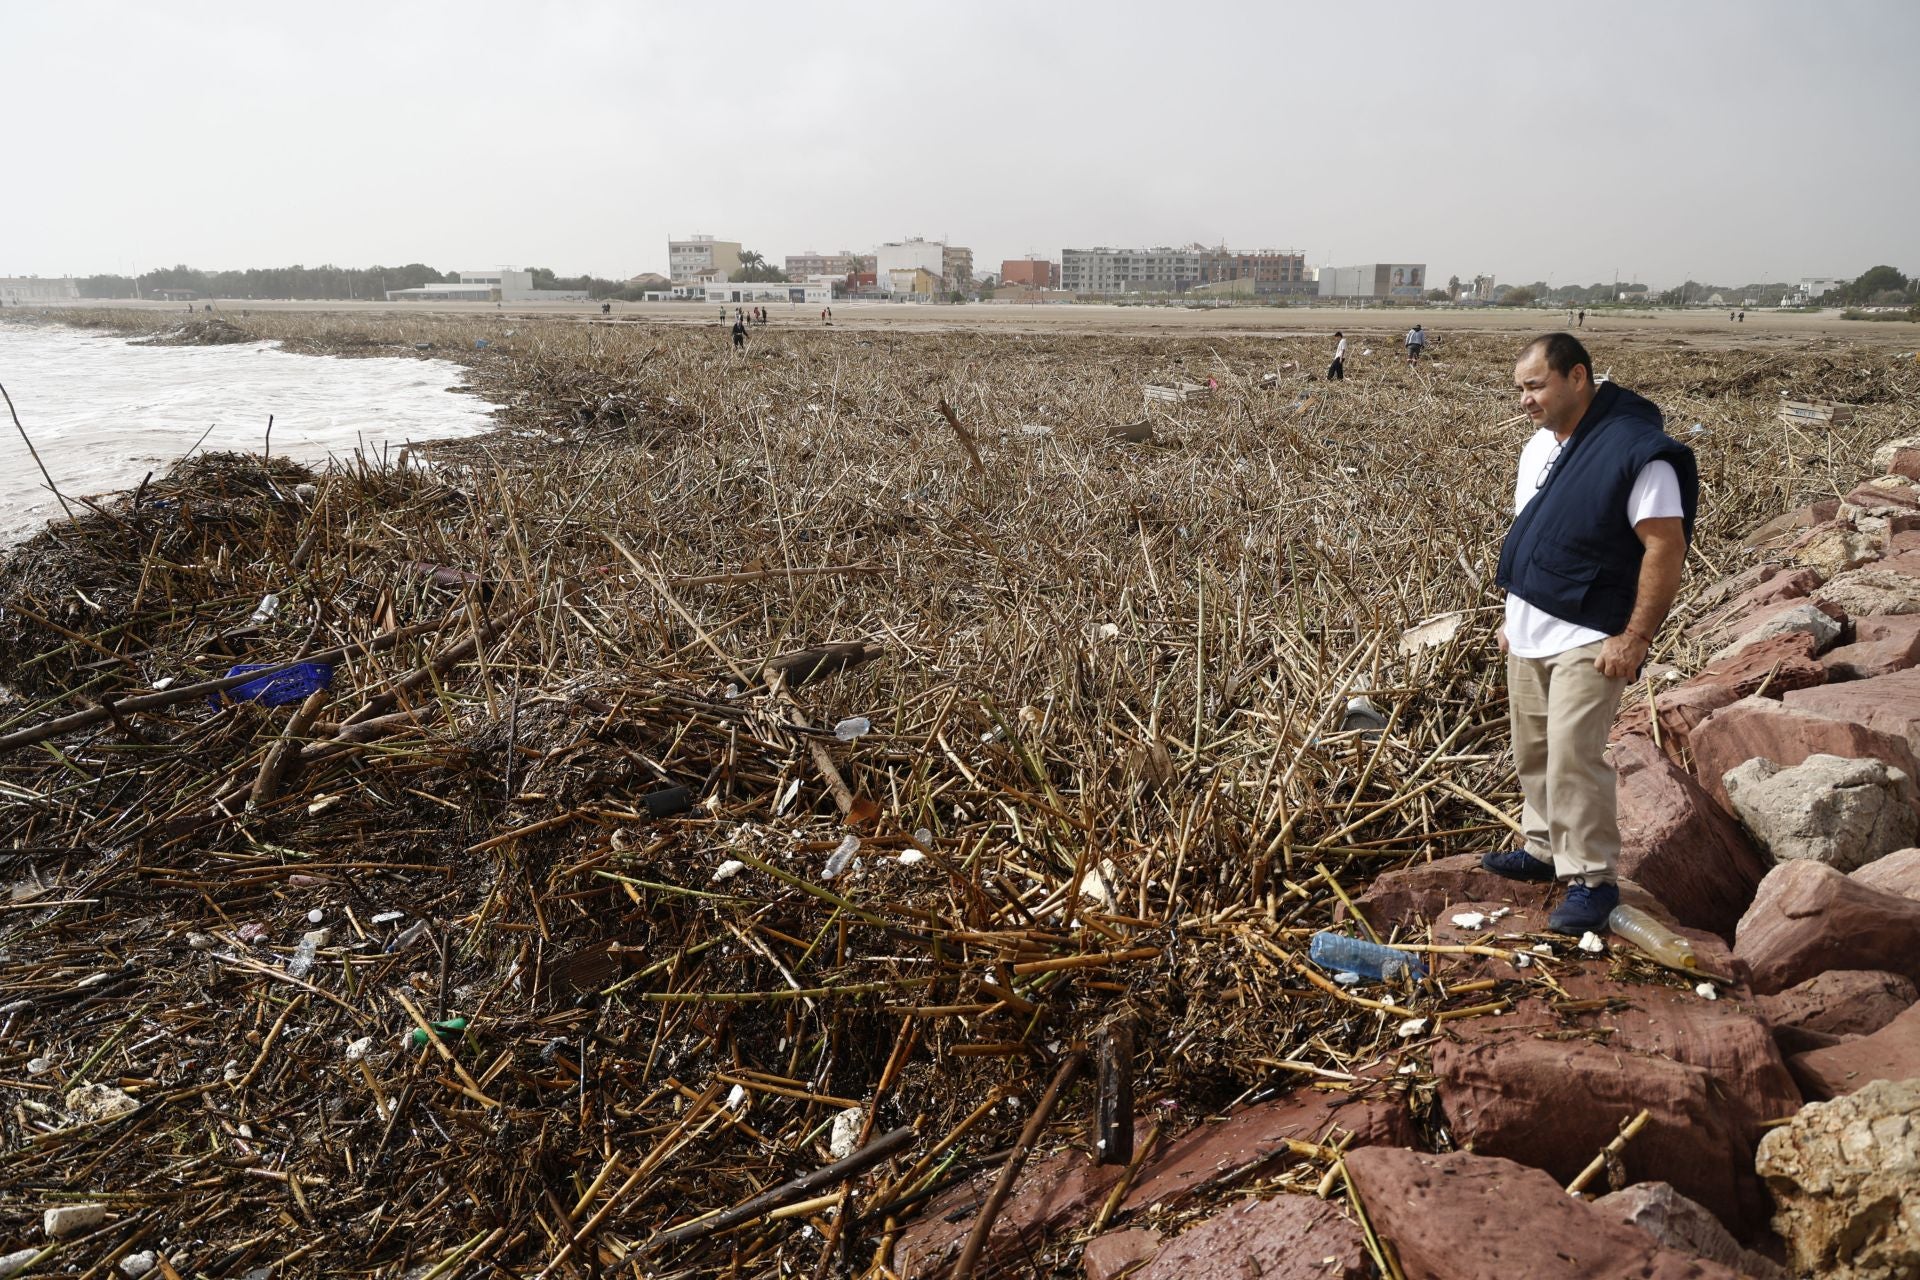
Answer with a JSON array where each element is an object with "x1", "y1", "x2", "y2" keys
[{"x1": 0, "y1": 324, "x2": 497, "y2": 544}]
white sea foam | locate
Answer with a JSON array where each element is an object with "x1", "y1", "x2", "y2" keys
[{"x1": 0, "y1": 325, "x2": 496, "y2": 544}]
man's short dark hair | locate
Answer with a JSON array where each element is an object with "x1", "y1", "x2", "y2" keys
[{"x1": 1522, "y1": 333, "x2": 1593, "y2": 381}]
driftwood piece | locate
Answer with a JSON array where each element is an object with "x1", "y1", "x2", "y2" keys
[
  {"x1": 1096, "y1": 1020, "x2": 1135, "y2": 1166},
  {"x1": 645, "y1": 1125, "x2": 915, "y2": 1253},
  {"x1": 754, "y1": 641, "x2": 885, "y2": 691},
  {"x1": 251, "y1": 687, "x2": 328, "y2": 807},
  {"x1": 952, "y1": 1051, "x2": 1088, "y2": 1280}
]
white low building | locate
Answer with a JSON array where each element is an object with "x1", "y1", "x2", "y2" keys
[
  {"x1": 1, "y1": 276, "x2": 80, "y2": 304},
  {"x1": 388, "y1": 268, "x2": 587, "y2": 303},
  {"x1": 702, "y1": 281, "x2": 834, "y2": 305}
]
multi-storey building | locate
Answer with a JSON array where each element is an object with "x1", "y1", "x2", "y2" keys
[
  {"x1": 874, "y1": 239, "x2": 945, "y2": 292},
  {"x1": 941, "y1": 245, "x2": 974, "y2": 290},
  {"x1": 784, "y1": 250, "x2": 865, "y2": 280},
  {"x1": 1315, "y1": 263, "x2": 1429, "y2": 300},
  {"x1": 668, "y1": 235, "x2": 742, "y2": 285},
  {"x1": 1197, "y1": 249, "x2": 1310, "y2": 295},
  {"x1": 1001, "y1": 259, "x2": 1061, "y2": 289},
  {"x1": 1061, "y1": 247, "x2": 1204, "y2": 296}
]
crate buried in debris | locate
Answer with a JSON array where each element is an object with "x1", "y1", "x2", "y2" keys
[
  {"x1": 1777, "y1": 398, "x2": 1857, "y2": 425},
  {"x1": 1144, "y1": 382, "x2": 1213, "y2": 404}
]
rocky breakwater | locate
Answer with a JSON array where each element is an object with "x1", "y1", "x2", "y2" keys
[
  {"x1": 1343, "y1": 432, "x2": 1920, "y2": 1279},
  {"x1": 915, "y1": 434, "x2": 1920, "y2": 1280}
]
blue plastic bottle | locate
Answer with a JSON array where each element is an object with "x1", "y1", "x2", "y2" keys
[{"x1": 1308, "y1": 931, "x2": 1426, "y2": 982}]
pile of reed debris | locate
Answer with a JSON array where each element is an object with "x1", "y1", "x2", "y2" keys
[{"x1": 0, "y1": 311, "x2": 1906, "y2": 1277}]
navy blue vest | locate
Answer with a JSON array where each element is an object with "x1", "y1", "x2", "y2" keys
[{"x1": 1494, "y1": 383, "x2": 1698, "y2": 635}]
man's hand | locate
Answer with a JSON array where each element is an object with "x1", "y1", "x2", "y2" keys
[
  {"x1": 1596, "y1": 631, "x2": 1649, "y2": 678},
  {"x1": 1498, "y1": 629, "x2": 1511, "y2": 654}
]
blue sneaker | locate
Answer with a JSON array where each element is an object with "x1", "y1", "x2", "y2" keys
[
  {"x1": 1480, "y1": 848, "x2": 1557, "y2": 883},
  {"x1": 1549, "y1": 882, "x2": 1620, "y2": 936}
]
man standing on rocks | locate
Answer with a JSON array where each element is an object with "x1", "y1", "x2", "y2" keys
[{"x1": 1485, "y1": 334, "x2": 1698, "y2": 934}]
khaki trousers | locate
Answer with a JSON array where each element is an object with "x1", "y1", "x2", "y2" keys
[{"x1": 1506, "y1": 640, "x2": 1629, "y2": 886}]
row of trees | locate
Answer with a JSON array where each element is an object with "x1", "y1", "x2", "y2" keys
[
  {"x1": 1831, "y1": 265, "x2": 1911, "y2": 306},
  {"x1": 75, "y1": 264, "x2": 646, "y2": 302},
  {"x1": 1476, "y1": 266, "x2": 1910, "y2": 310}
]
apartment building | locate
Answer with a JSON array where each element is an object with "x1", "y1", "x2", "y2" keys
[
  {"x1": 941, "y1": 244, "x2": 974, "y2": 289},
  {"x1": 1198, "y1": 249, "x2": 1310, "y2": 295},
  {"x1": 1061, "y1": 247, "x2": 1204, "y2": 296},
  {"x1": 668, "y1": 235, "x2": 742, "y2": 285},
  {"x1": 784, "y1": 250, "x2": 866, "y2": 280}
]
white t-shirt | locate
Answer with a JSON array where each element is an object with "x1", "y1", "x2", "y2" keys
[
  {"x1": 1504, "y1": 428, "x2": 1684, "y2": 658},
  {"x1": 1333, "y1": 337, "x2": 1347, "y2": 360}
]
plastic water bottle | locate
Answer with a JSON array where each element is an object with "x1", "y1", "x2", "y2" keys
[
  {"x1": 823, "y1": 834, "x2": 859, "y2": 879},
  {"x1": 1607, "y1": 905, "x2": 1697, "y2": 971},
  {"x1": 1309, "y1": 931, "x2": 1426, "y2": 982},
  {"x1": 249, "y1": 593, "x2": 280, "y2": 624},
  {"x1": 834, "y1": 716, "x2": 872, "y2": 742},
  {"x1": 287, "y1": 929, "x2": 327, "y2": 980}
]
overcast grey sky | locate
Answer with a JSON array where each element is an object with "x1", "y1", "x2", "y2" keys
[{"x1": 5, "y1": 0, "x2": 1916, "y2": 288}]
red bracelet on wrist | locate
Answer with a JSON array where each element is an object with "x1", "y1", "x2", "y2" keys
[{"x1": 1624, "y1": 626, "x2": 1654, "y2": 647}]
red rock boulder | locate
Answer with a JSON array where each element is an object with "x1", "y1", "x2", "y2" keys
[
  {"x1": 1688, "y1": 696, "x2": 1920, "y2": 810},
  {"x1": 1756, "y1": 968, "x2": 1918, "y2": 1055},
  {"x1": 895, "y1": 1142, "x2": 1124, "y2": 1278},
  {"x1": 1850, "y1": 846, "x2": 1920, "y2": 900},
  {"x1": 1733, "y1": 860, "x2": 1920, "y2": 994},
  {"x1": 1430, "y1": 1001, "x2": 1798, "y2": 1235},
  {"x1": 1120, "y1": 1082, "x2": 1413, "y2": 1213},
  {"x1": 1685, "y1": 567, "x2": 1824, "y2": 643},
  {"x1": 1843, "y1": 481, "x2": 1920, "y2": 512},
  {"x1": 1130, "y1": 1196, "x2": 1368, "y2": 1280},
  {"x1": 1821, "y1": 614, "x2": 1920, "y2": 681},
  {"x1": 1612, "y1": 633, "x2": 1825, "y2": 760},
  {"x1": 1613, "y1": 732, "x2": 1772, "y2": 940},
  {"x1": 1789, "y1": 1001, "x2": 1920, "y2": 1100},
  {"x1": 1351, "y1": 852, "x2": 1556, "y2": 935},
  {"x1": 1783, "y1": 665, "x2": 1920, "y2": 756},
  {"x1": 1342, "y1": 1148, "x2": 1745, "y2": 1280},
  {"x1": 1081, "y1": 1228, "x2": 1160, "y2": 1280},
  {"x1": 1741, "y1": 500, "x2": 1840, "y2": 549}
]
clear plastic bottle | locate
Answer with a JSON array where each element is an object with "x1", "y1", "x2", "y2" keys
[
  {"x1": 287, "y1": 929, "x2": 327, "y2": 980},
  {"x1": 249, "y1": 593, "x2": 281, "y2": 624},
  {"x1": 1607, "y1": 905, "x2": 1697, "y2": 971},
  {"x1": 823, "y1": 834, "x2": 860, "y2": 879},
  {"x1": 834, "y1": 716, "x2": 872, "y2": 742},
  {"x1": 1309, "y1": 931, "x2": 1426, "y2": 982}
]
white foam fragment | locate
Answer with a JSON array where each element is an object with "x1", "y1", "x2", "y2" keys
[
  {"x1": 1578, "y1": 932, "x2": 1606, "y2": 953},
  {"x1": 829, "y1": 1105, "x2": 865, "y2": 1159}
]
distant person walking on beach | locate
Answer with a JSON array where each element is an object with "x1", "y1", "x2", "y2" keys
[
  {"x1": 731, "y1": 317, "x2": 747, "y2": 352},
  {"x1": 1578, "y1": 310, "x2": 1586, "y2": 327},
  {"x1": 1404, "y1": 324, "x2": 1426, "y2": 364},
  {"x1": 1327, "y1": 331, "x2": 1348, "y2": 380}
]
